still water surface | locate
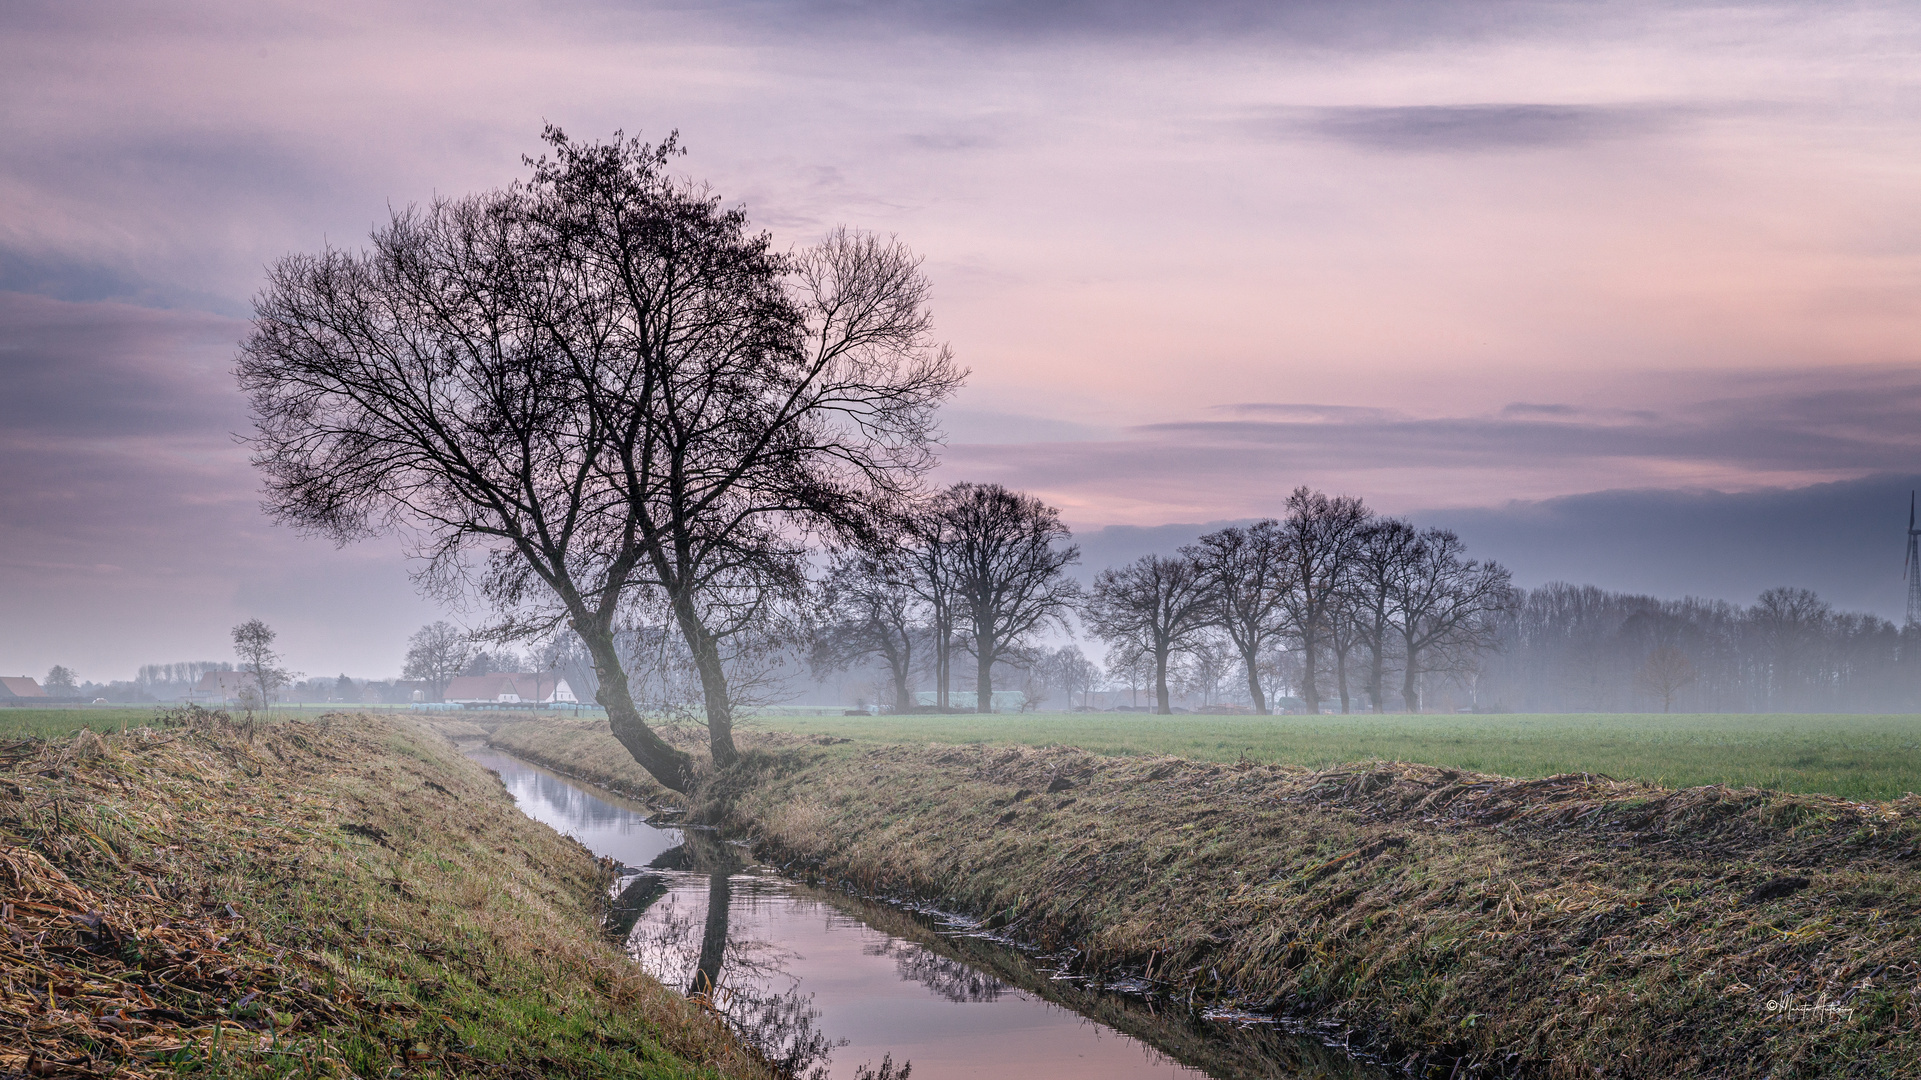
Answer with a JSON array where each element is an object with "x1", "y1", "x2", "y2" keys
[{"x1": 469, "y1": 749, "x2": 1382, "y2": 1080}]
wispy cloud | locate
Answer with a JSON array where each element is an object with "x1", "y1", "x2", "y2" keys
[
  {"x1": 1289, "y1": 103, "x2": 1682, "y2": 153},
  {"x1": 940, "y1": 369, "x2": 1921, "y2": 522}
]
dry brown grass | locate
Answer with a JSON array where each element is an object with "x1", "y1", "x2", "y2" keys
[
  {"x1": 739, "y1": 745, "x2": 1921, "y2": 1078},
  {"x1": 0, "y1": 708, "x2": 768, "y2": 1080}
]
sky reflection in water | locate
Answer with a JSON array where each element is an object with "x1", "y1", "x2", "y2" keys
[{"x1": 471, "y1": 750, "x2": 1207, "y2": 1080}]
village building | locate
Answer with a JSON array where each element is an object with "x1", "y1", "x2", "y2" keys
[
  {"x1": 0, "y1": 676, "x2": 48, "y2": 700},
  {"x1": 188, "y1": 671, "x2": 259, "y2": 705},
  {"x1": 442, "y1": 672, "x2": 577, "y2": 707},
  {"x1": 913, "y1": 690, "x2": 1027, "y2": 712}
]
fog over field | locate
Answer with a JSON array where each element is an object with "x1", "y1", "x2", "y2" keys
[{"x1": 6, "y1": 1, "x2": 1921, "y2": 681}]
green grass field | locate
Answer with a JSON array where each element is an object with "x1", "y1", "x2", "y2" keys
[
  {"x1": 740, "y1": 710, "x2": 1921, "y2": 801},
  {"x1": 0, "y1": 704, "x2": 414, "y2": 739},
  {"x1": 13, "y1": 705, "x2": 1920, "y2": 800}
]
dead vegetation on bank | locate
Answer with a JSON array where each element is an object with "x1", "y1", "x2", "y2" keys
[
  {"x1": 488, "y1": 716, "x2": 1921, "y2": 1078},
  {"x1": 0, "y1": 709, "x2": 766, "y2": 1080}
]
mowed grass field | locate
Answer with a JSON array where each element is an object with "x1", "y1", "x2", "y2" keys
[{"x1": 741, "y1": 710, "x2": 1921, "y2": 801}]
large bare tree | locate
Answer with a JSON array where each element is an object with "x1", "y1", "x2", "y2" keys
[
  {"x1": 934, "y1": 484, "x2": 1079, "y2": 712},
  {"x1": 1275, "y1": 487, "x2": 1371, "y2": 715},
  {"x1": 238, "y1": 128, "x2": 960, "y2": 791},
  {"x1": 1084, "y1": 554, "x2": 1211, "y2": 714},
  {"x1": 1186, "y1": 521, "x2": 1292, "y2": 714}
]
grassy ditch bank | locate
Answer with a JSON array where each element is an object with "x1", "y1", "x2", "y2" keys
[
  {"x1": 492, "y1": 715, "x2": 1921, "y2": 1079},
  {"x1": 0, "y1": 709, "x2": 768, "y2": 1079}
]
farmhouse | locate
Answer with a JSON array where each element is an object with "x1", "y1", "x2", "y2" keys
[
  {"x1": 0, "y1": 676, "x2": 48, "y2": 700},
  {"x1": 914, "y1": 690, "x2": 1027, "y2": 711},
  {"x1": 443, "y1": 672, "x2": 577, "y2": 707},
  {"x1": 189, "y1": 671, "x2": 257, "y2": 704}
]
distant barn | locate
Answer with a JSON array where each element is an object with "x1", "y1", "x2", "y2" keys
[{"x1": 0, "y1": 676, "x2": 48, "y2": 700}]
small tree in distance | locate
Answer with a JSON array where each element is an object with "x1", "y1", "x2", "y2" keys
[
  {"x1": 1637, "y1": 645, "x2": 1698, "y2": 713},
  {"x1": 403, "y1": 622, "x2": 472, "y2": 702},
  {"x1": 232, "y1": 619, "x2": 294, "y2": 712},
  {"x1": 1084, "y1": 554, "x2": 1211, "y2": 714},
  {"x1": 44, "y1": 665, "x2": 78, "y2": 696},
  {"x1": 933, "y1": 484, "x2": 1080, "y2": 713}
]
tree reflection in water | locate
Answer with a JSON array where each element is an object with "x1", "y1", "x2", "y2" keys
[
  {"x1": 620, "y1": 840, "x2": 843, "y2": 1080},
  {"x1": 864, "y1": 936, "x2": 1011, "y2": 1003}
]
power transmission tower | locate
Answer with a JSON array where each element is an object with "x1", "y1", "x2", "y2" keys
[{"x1": 1907, "y1": 491, "x2": 1921, "y2": 628}]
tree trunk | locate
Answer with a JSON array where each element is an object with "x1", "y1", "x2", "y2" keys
[
  {"x1": 1401, "y1": 631, "x2": 1421, "y2": 713},
  {"x1": 689, "y1": 870, "x2": 732, "y2": 999},
  {"x1": 975, "y1": 641, "x2": 995, "y2": 713},
  {"x1": 1233, "y1": 632, "x2": 1269, "y2": 715},
  {"x1": 935, "y1": 619, "x2": 950, "y2": 711},
  {"x1": 1367, "y1": 639, "x2": 1387, "y2": 714},
  {"x1": 878, "y1": 631, "x2": 912, "y2": 713},
  {"x1": 669, "y1": 590, "x2": 740, "y2": 770},
  {"x1": 891, "y1": 661, "x2": 912, "y2": 714},
  {"x1": 1154, "y1": 647, "x2": 1172, "y2": 714},
  {"x1": 1334, "y1": 645, "x2": 1351, "y2": 714},
  {"x1": 1300, "y1": 635, "x2": 1321, "y2": 714},
  {"x1": 577, "y1": 619, "x2": 697, "y2": 793}
]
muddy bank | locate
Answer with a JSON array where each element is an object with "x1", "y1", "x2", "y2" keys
[
  {"x1": 490, "y1": 716, "x2": 1921, "y2": 1079},
  {"x1": 0, "y1": 710, "x2": 767, "y2": 1080}
]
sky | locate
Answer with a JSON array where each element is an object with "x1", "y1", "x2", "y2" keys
[{"x1": 5, "y1": 1, "x2": 1921, "y2": 681}]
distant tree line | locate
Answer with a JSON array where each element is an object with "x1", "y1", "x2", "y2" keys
[
  {"x1": 814, "y1": 485, "x2": 1514, "y2": 716},
  {"x1": 1473, "y1": 583, "x2": 1920, "y2": 714}
]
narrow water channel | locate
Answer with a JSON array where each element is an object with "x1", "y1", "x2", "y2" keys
[{"x1": 468, "y1": 748, "x2": 1389, "y2": 1080}]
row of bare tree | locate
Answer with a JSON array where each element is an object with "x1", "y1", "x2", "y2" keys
[
  {"x1": 813, "y1": 487, "x2": 1516, "y2": 717},
  {"x1": 1083, "y1": 488, "x2": 1513, "y2": 714}
]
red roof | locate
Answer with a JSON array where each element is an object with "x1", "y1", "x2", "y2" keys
[{"x1": 0, "y1": 677, "x2": 47, "y2": 699}]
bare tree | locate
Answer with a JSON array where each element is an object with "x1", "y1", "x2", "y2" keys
[
  {"x1": 232, "y1": 619, "x2": 293, "y2": 711},
  {"x1": 1345, "y1": 519, "x2": 1420, "y2": 712},
  {"x1": 239, "y1": 129, "x2": 959, "y2": 792},
  {"x1": 934, "y1": 484, "x2": 1079, "y2": 712},
  {"x1": 402, "y1": 621, "x2": 472, "y2": 702},
  {"x1": 1324, "y1": 595, "x2": 1364, "y2": 714},
  {"x1": 900, "y1": 503, "x2": 965, "y2": 711},
  {"x1": 1386, "y1": 528, "x2": 1513, "y2": 712},
  {"x1": 1084, "y1": 554, "x2": 1211, "y2": 714},
  {"x1": 1749, "y1": 586, "x2": 1831, "y2": 708},
  {"x1": 1274, "y1": 487, "x2": 1371, "y2": 715},
  {"x1": 1186, "y1": 521, "x2": 1292, "y2": 714},
  {"x1": 1043, "y1": 644, "x2": 1101, "y2": 711},
  {"x1": 812, "y1": 550, "x2": 922, "y2": 711},
  {"x1": 1636, "y1": 645, "x2": 1698, "y2": 712}
]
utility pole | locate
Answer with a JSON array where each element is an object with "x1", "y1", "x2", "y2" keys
[{"x1": 1906, "y1": 491, "x2": 1921, "y2": 628}]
